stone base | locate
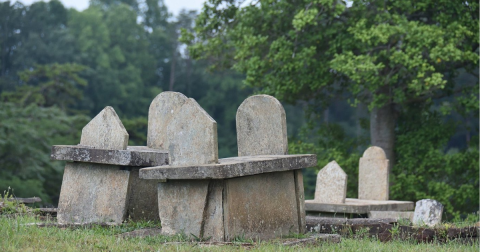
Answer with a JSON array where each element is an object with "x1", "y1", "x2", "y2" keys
[
  {"x1": 156, "y1": 170, "x2": 305, "y2": 241},
  {"x1": 305, "y1": 198, "x2": 414, "y2": 214}
]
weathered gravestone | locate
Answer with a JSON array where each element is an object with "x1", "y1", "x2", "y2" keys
[
  {"x1": 140, "y1": 94, "x2": 316, "y2": 241},
  {"x1": 358, "y1": 146, "x2": 389, "y2": 201},
  {"x1": 54, "y1": 107, "x2": 168, "y2": 224},
  {"x1": 314, "y1": 161, "x2": 347, "y2": 204},
  {"x1": 413, "y1": 199, "x2": 444, "y2": 227}
]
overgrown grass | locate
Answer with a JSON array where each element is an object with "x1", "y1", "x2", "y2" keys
[{"x1": 0, "y1": 215, "x2": 478, "y2": 251}]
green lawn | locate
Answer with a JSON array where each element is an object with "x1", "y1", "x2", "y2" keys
[{"x1": 0, "y1": 215, "x2": 477, "y2": 252}]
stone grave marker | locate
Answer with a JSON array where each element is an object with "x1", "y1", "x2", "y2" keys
[
  {"x1": 225, "y1": 94, "x2": 305, "y2": 240},
  {"x1": 55, "y1": 106, "x2": 168, "y2": 224},
  {"x1": 147, "y1": 91, "x2": 188, "y2": 150},
  {"x1": 314, "y1": 161, "x2": 347, "y2": 204},
  {"x1": 140, "y1": 93, "x2": 316, "y2": 241},
  {"x1": 358, "y1": 146, "x2": 389, "y2": 201},
  {"x1": 58, "y1": 107, "x2": 130, "y2": 224},
  {"x1": 156, "y1": 97, "x2": 218, "y2": 237},
  {"x1": 413, "y1": 199, "x2": 444, "y2": 227}
]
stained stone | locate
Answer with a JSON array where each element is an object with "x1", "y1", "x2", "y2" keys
[
  {"x1": 167, "y1": 98, "x2": 218, "y2": 166},
  {"x1": 236, "y1": 95, "x2": 287, "y2": 156},
  {"x1": 157, "y1": 180, "x2": 210, "y2": 235},
  {"x1": 413, "y1": 199, "x2": 444, "y2": 227},
  {"x1": 126, "y1": 168, "x2": 160, "y2": 222},
  {"x1": 368, "y1": 211, "x2": 414, "y2": 221},
  {"x1": 57, "y1": 162, "x2": 130, "y2": 224},
  {"x1": 157, "y1": 96, "x2": 218, "y2": 238},
  {"x1": 80, "y1": 106, "x2": 128, "y2": 150},
  {"x1": 58, "y1": 107, "x2": 131, "y2": 224},
  {"x1": 358, "y1": 146, "x2": 389, "y2": 201},
  {"x1": 147, "y1": 92, "x2": 188, "y2": 150},
  {"x1": 314, "y1": 161, "x2": 347, "y2": 204}
]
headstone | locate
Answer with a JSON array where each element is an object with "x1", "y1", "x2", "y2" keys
[
  {"x1": 224, "y1": 94, "x2": 304, "y2": 239},
  {"x1": 236, "y1": 95, "x2": 287, "y2": 156},
  {"x1": 147, "y1": 91, "x2": 188, "y2": 150},
  {"x1": 80, "y1": 106, "x2": 128, "y2": 149},
  {"x1": 157, "y1": 97, "x2": 219, "y2": 236},
  {"x1": 358, "y1": 146, "x2": 389, "y2": 201},
  {"x1": 412, "y1": 199, "x2": 443, "y2": 227},
  {"x1": 58, "y1": 106, "x2": 130, "y2": 224},
  {"x1": 314, "y1": 161, "x2": 347, "y2": 204},
  {"x1": 166, "y1": 98, "x2": 218, "y2": 165}
]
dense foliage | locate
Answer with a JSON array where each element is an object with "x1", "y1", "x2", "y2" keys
[{"x1": 0, "y1": 0, "x2": 477, "y2": 217}]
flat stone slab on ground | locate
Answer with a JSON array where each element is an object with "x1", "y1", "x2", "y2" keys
[
  {"x1": 140, "y1": 154, "x2": 316, "y2": 180},
  {"x1": 305, "y1": 198, "x2": 414, "y2": 214},
  {"x1": 369, "y1": 211, "x2": 414, "y2": 221},
  {"x1": 51, "y1": 145, "x2": 168, "y2": 166}
]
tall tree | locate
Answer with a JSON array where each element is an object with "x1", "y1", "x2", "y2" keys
[{"x1": 184, "y1": 0, "x2": 479, "y2": 164}]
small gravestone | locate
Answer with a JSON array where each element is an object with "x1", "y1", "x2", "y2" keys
[
  {"x1": 358, "y1": 146, "x2": 389, "y2": 201},
  {"x1": 157, "y1": 98, "x2": 218, "y2": 236},
  {"x1": 314, "y1": 161, "x2": 347, "y2": 204},
  {"x1": 58, "y1": 106, "x2": 130, "y2": 224},
  {"x1": 148, "y1": 92, "x2": 188, "y2": 150},
  {"x1": 413, "y1": 199, "x2": 443, "y2": 227}
]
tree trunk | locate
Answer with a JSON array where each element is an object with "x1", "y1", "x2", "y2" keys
[
  {"x1": 169, "y1": 47, "x2": 177, "y2": 91},
  {"x1": 370, "y1": 103, "x2": 396, "y2": 166}
]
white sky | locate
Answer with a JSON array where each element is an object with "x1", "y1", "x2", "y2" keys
[{"x1": 17, "y1": 0, "x2": 206, "y2": 15}]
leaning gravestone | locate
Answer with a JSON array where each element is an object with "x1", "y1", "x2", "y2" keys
[
  {"x1": 314, "y1": 161, "x2": 347, "y2": 204},
  {"x1": 413, "y1": 199, "x2": 444, "y2": 227},
  {"x1": 58, "y1": 107, "x2": 130, "y2": 224},
  {"x1": 358, "y1": 146, "x2": 389, "y2": 201}
]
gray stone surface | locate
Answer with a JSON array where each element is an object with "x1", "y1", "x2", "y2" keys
[
  {"x1": 314, "y1": 161, "x2": 347, "y2": 204},
  {"x1": 305, "y1": 198, "x2": 415, "y2": 214},
  {"x1": 368, "y1": 211, "x2": 414, "y2": 221},
  {"x1": 413, "y1": 199, "x2": 444, "y2": 227},
  {"x1": 202, "y1": 180, "x2": 224, "y2": 241},
  {"x1": 80, "y1": 106, "x2": 128, "y2": 150},
  {"x1": 236, "y1": 95, "x2": 287, "y2": 156},
  {"x1": 58, "y1": 107, "x2": 131, "y2": 224},
  {"x1": 294, "y1": 170, "x2": 306, "y2": 234},
  {"x1": 57, "y1": 162, "x2": 130, "y2": 224},
  {"x1": 126, "y1": 168, "x2": 160, "y2": 222},
  {"x1": 358, "y1": 146, "x2": 389, "y2": 201},
  {"x1": 147, "y1": 92, "x2": 188, "y2": 150},
  {"x1": 167, "y1": 98, "x2": 218, "y2": 166},
  {"x1": 140, "y1": 154, "x2": 316, "y2": 180},
  {"x1": 157, "y1": 180, "x2": 210, "y2": 236},
  {"x1": 224, "y1": 171, "x2": 299, "y2": 241},
  {"x1": 51, "y1": 145, "x2": 168, "y2": 166}
]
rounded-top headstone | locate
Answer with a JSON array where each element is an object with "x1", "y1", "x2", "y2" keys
[
  {"x1": 148, "y1": 92, "x2": 188, "y2": 150},
  {"x1": 236, "y1": 95, "x2": 287, "y2": 156},
  {"x1": 166, "y1": 98, "x2": 218, "y2": 166},
  {"x1": 362, "y1": 146, "x2": 387, "y2": 159},
  {"x1": 314, "y1": 160, "x2": 347, "y2": 204},
  {"x1": 80, "y1": 106, "x2": 128, "y2": 150},
  {"x1": 358, "y1": 146, "x2": 389, "y2": 201},
  {"x1": 413, "y1": 199, "x2": 444, "y2": 227}
]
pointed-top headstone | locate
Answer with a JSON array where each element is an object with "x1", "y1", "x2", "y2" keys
[
  {"x1": 166, "y1": 98, "x2": 218, "y2": 166},
  {"x1": 314, "y1": 161, "x2": 347, "y2": 204},
  {"x1": 80, "y1": 106, "x2": 128, "y2": 150},
  {"x1": 148, "y1": 91, "x2": 188, "y2": 150},
  {"x1": 358, "y1": 146, "x2": 389, "y2": 201},
  {"x1": 236, "y1": 95, "x2": 287, "y2": 156}
]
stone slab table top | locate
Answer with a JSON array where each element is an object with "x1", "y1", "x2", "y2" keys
[
  {"x1": 140, "y1": 154, "x2": 316, "y2": 180},
  {"x1": 51, "y1": 145, "x2": 168, "y2": 167},
  {"x1": 305, "y1": 198, "x2": 414, "y2": 214}
]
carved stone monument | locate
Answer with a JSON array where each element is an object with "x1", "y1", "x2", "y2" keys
[
  {"x1": 314, "y1": 161, "x2": 347, "y2": 204},
  {"x1": 358, "y1": 146, "x2": 389, "y2": 201}
]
